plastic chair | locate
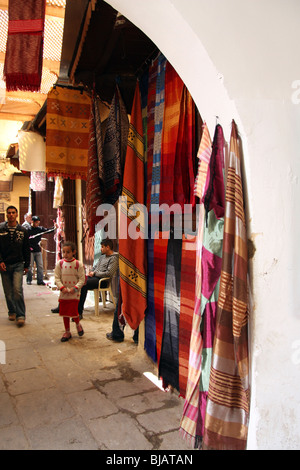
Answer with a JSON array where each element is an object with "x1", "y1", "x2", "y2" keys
[{"x1": 94, "y1": 277, "x2": 116, "y2": 316}]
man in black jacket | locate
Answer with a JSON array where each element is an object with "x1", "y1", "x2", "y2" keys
[
  {"x1": 27, "y1": 216, "x2": 57, "y2": 285},
  {"x1": 0, "y1": 206, "x2": 30, "y2": 326}
]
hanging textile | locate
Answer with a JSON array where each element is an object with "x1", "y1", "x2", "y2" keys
[
  {"x1": 30, "y1": 171, "x2": 46, "y2": 192},
  {"x1": 18, "y1": 130, "x2": 46, "y2": 172},
  {"x1": 150, "y1": 54, "x2": 167, "y2": 207},
  {"x1": 53, "y1": 176, "x2": 64, "y2": 209},
  {"x1": 178, "y1": 234, "x2": 197, "y2": 397},
  {"x1": 159, "y1": 62, "x2": 184, "y2": 207},
  {"x1": 203, "y1": 120, "x2": 249, "y2": 450},
  {"x1": 119, "y1": 82, "x2": 147, "y2": 330},
  {"x1": 46, "y1": 86, "x2": 91, "y2": 179},
  {"x1": 99, "y1": 86, "x2": 129, "y2": 205},
  {"x1": 144, "y1": 233, "x2": 156, "y2": 362},
  {"x1": 4, "y1": 0, "x2": 46, "y2": 92},
  {"x1": 85, "y1": 96, "x2": 103, "y2": 238},
  {"x1": 55, "y1": 207, "x2": 64, "y2": 264},
  {"x1": 146, "y1": 60, "x2": 157, "y2": 209},
  {"x1": 153, "y1": 232, "x2": 169, "y2": 365},
  {"x1": 179, "y1": 123, "x2": 212, "y2": 444},
  {"x1": 159, "y1": 236, "x2": 182, "y2": 390}
]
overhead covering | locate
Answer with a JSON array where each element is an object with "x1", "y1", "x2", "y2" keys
[{"x1": 69, "y1": 0, "x2": 158, "y2": 113}]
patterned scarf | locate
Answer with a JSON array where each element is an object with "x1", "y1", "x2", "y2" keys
[
  {"x1": 203, "y1": 120, "x2": 250, "y2": 450},
  {"x1": 4, "y1": 0, "x2": 46, "y2": 91},
  {"x1": 119, "y1": 82, "x2": 147, "y2": 330}
]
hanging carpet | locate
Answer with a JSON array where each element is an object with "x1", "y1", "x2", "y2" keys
[
  {"x1": 203, "y1": 120, "x2": 250, "y2": 450},
  {"x1": 119, "y1": 82, "x2": 147, "y2": 330},
  {"x1": 46, "y1": 86, "x2": 91, "y2": 179},
  {"x1": 4, "y1": 0, "x2": 46, "y2": 92},
  {"x1": 86, "y1": 96, "x2": 103, "y2": 238},
  {"x1": 99, "y1": 86, "x2": 129, "y2": 205}
]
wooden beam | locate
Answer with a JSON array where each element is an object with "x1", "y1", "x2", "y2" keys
[{"x1": 0, "y1": 113, "x2": 35, "y2": 121}]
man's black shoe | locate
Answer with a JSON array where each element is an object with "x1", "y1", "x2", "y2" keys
[
  {"x1": 51, "y1": 307, "x2": 59, "y2": 313},
  {"x1": 106, "y1": 332, "x2": 124, "y2": 343}
]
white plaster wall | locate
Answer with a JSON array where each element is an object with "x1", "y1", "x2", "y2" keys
[{"x1": 106, "y1": 0, "x2": 300, "y2": 449}]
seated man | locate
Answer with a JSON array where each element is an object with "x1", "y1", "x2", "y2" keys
[{"x1": 78, "y1": 239, "x2": 118, "y2": 319}]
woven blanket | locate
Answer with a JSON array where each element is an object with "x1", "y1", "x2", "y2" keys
[
  {"x1": 150, "y1": 54, "x2": 167, "y2": 207},
  {"x1": 178, "y1": 234, "x2": 197, "y2": 397},
  {"x1": 203, "y1": 121, "x2": 250, "y2": 450},
  {"x1": 159, "y1": 236, "x2": 182, "y2": 390},
  {"x1": 4, "y1": 0, "x2": 46, "y2": 91},
  {"x1": 180, "y1": 124, "x2": 212, "y2": 444},
  {"x1": 153, "y1": 232, "x2": 169, "y2": 366},
  {"x1": 99, "y1": 86, "x2": 129, "y2": 205},
  {"x1": 86, "y1": 97, "x2": 103, "y2": 238},
  {"x1": 46, "y1": 87, "x2": 91, "y2": 179},
  {"x1": 119, "y1": 82, "x2": 147, "y2": 330}
]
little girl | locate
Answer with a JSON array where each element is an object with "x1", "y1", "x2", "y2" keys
[{"x1": 54, "y1": 241, "x2": 86, "y2": 342}]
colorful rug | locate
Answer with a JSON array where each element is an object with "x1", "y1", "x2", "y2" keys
[
  {"x1": 203, "y1": 120, "x2": 250, "y2": 450},
  {"x1": 4, "y1": 0, "x2": 46, "y2": 91},
  {"x1": 146, "y1": 60, "x2": 157, "y2": 209},
  {"x1": 46, "y1": 86, "x2": 91, "y2": 179},
  {"x1": 145, "y1": 233, "x2": 157, "y2": 362},
  {"x1": 119, "y1": 82, "x2": 147, "y2": 330}
]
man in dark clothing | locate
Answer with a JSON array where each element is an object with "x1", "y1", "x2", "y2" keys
[
  {"x1": 27, "y1": 216, "x2": 57, "y2": 285},
  {"x1": 0, "y1": 206, "x2": 30, "y2": 326}
]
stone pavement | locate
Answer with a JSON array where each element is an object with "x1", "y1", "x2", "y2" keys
[{"x1": 0, "y1": 279, "x2": 194, "y2": 451}]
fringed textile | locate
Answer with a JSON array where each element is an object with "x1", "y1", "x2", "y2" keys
[
  {"x1": 119, "y1": 82, "x2": 147, "y2": 330},
  {"x1": 46, "y1": 87, "x2": 91, "y2": 179},
  {"x1": 203, "y1": 120, "x2": 250, "y2": 450},
  {"x1": 4, "y1": 0, "x2": 46, "y2": 92},
  {"x1": 99, "y1": 86, "x2": 129, "y2": 205},
  {"x1": 178, "y1": 234, "x2": 197, "y2": 397},
  {"x1": 86, "y1": 97, "x2": 103, "y2": 238}
]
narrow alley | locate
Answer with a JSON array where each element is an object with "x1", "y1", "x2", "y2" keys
[{"x1": 0, "y1": 279, "x2": 193, "y2": 452}]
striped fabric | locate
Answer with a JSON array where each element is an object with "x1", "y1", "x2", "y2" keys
[
  {"x1": 180, "y1": 124, "x2": 212, "y2": 443},
  {"x1": 146, "y1": 61, "x2": 158, "y2": 209},
  {"x1": 197, "y1": 123, "x2": 225, "y2": 440},
  {"x1": 46, "y1": 86, "x2": 91, "y2": 179},
  {"x1": 178, "y1": 234, "x2": 197, "y2": 397},
  {"x1": 159, "y1": 62, "x2": 184, "y2": 206},
  {"x1": 159, "y1": 237, "x2": 182, "y2": 390},
  {"x1": 150, "y1": 54, "x2": 167, "y2": 206},
  {"x1": 119, "y1": 82, "x2": 147, "y2": 330},
  {"x1": 203, "y1": 120, "x2": 250, "y2": 450},
  {"x1": 4, "y1": 0, "x2": 46, "y2": 92},
  {"x1": 153, "y1": 232, "x2": 169, "y2": 366},
  {"x1": 145, "y1": 234, "x2": 157, "y2": 362}
]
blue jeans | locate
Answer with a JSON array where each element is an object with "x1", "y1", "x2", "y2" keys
[
  {"x1": 1, "y1": 262, "x2": 26, "y2": 319},
  {"x1": 27, "y1": 252, "x2": 44, "y2": 284}
]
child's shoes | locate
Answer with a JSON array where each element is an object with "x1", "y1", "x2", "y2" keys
[
  {"x1": 61, "y1": 331, "x2": 72, "y2": 342},
  {"x1": 77, "y1": 323, "x2": 84, "y2": 337}
]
